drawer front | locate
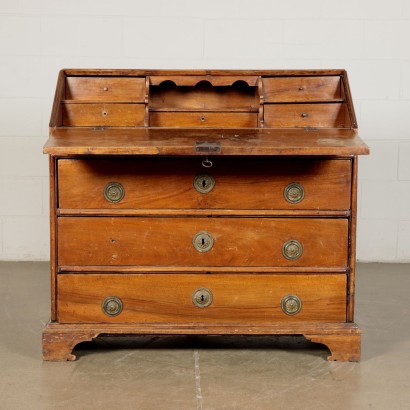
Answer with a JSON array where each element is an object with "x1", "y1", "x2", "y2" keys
[
  {"x1": 264, "y1": 103, "x2": 350, "y2": 128},
  {"x1": 65, "y1": 77, "x2": 146, "y2": 102},
  {"x1": 58, "y1": 217, "x2": 348, "y2": 267},
  {"x1": 263, "y1": 76, "x2": 342, "y2": 102},
  {"x1": 150, "y1": 112, "x2": 257, "y2": 127},
  {"x1": 57, "y1": 158, "x2": 351, "y2": 210},
  {"x1": 57, "y1": 273, "x2": 347, "y2": 323},
  {"x1": 62, "y1": 103, "x2": 145, "y2": 127}
]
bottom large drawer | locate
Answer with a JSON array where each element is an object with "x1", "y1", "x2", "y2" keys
[{"x1": 57, "y1": 274, "x2": 346, "y2": 323}]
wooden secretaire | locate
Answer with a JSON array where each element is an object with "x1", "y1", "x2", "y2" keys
[{"x1": 42, "y1": 69, "x2": 369, "y2": 361}]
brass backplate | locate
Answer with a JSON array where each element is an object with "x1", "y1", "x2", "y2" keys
[
  {"x1": 284, "y1": 182, "x2": 304, "y2": 204},
  {"x1": 282, "y1": 239, "x2": 303, "y2": 260},
  {"x1": 192, "y1": 288, "x2": 213, "y2": 308},
  {"x1": 281, "y1": 295, "x2": 302, "y2": 315},
  {"x1": 193, "y1": 174, "x2": 215, "y2": 194},
  {"x1": 192, "y1": 231, "x2": 214, "y2": 253},
  {"x1": 104, "y1": 182, "x2": 125, "y2": 203},
  {"x1": 102, "y1": 296, "x2": 123, "y2": 317}
]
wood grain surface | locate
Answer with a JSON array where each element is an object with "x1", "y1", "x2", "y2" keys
[
  {"x1": 44, "y1": 128, "x2": 369, "y2": 156},
  {"x1": 264, "y1": 103, "x2": 350, "y2": 128},
  {"x1": 57, "y1": 273, "x2": 347, "y2": 323},
  {"x1": 57, "y1": 217, "x2": 348, "y2": 267},
  {"x1": 62, "y1": 103, "x2": 145, "y2": 127},
  {"x1": 57, "y1": 157, "x2": 351, "y2": 211},
  {"x1": 65, "y1": 76, "x2": 146, "y2": 102},
  {"x1": 263, "y1": 76, "x2": 342, "y2": 102},
  {"x1": 149, "y1": 112, "x2": 258, "y2": 127}
]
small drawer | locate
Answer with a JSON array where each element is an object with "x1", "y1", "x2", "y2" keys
[
  {"x1": 62, "y1": 103, "x2": 145, "y2": 127},
  {"x1": 65, "y1": 77, "x2": 146, "y2": 102},
  {"x1": 264, "y1": 103, "x2": 350, "y2": 128},
  {"x1": 149, "y1": 112, "x2": 258, "y2": 128},
  {"x1": 57, "y1": 158, "x2": 351, "y2": 211},
  {"x1": 58, "y1": 217, "x2": 348, "y2": 268},
  {"x1": 263, "y1": 76, "x2": 342, "y2": 102},
  {"x1": 57, "y1": 273, "x2": 347, "y2": 323}
]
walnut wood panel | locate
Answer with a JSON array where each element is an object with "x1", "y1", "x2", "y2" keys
[
  {"x1": 63, "y1": 69, "x2": 347, "y2": 76},
  {"x1": 150, "y1": 112, "x2": 258, "y2": 128},
  {"x1": 57, "y1": 158, "x2": 351, "y2": 210},
  {"x1": 149, "y1": 75, "x2": 259, "y2": 87},
  {"x1": 62, "y1": 103, "x2": 145, "y2": 127},
  {"x1": 44, "y1": 128, "x2": 369, "y2": 156},
  {"x1": 57, "y1": 273, "x2": 347, "y2": 323},
  {"x1": 58, "y1": 217, "x2": 348, "y2": 267},
  {"x1": 42, "y1": 322, "x2": 361, "y2": 361},
  {"x1": 263, "y1": 76, "x2": 342, "y2": 102},
  {"x1": 65, "y1": 77, "x2": 146, "y2": 102},
  {"x1": 149, "y1": 81, "x2": 259, "y2": 110},
  {"x1": 264, "y1": 103, "x2": 351, "y2": 128}
]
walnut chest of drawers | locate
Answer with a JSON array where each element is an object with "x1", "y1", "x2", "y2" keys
[{"x1": 43, "y1": 69, "x2": 369, "y2": 361}]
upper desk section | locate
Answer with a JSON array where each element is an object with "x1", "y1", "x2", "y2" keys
[{"x1": 45, "y1": 69, "x2": 369, "y2": 156}]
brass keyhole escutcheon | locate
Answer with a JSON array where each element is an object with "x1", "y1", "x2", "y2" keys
[
  {"x1": 102, "y1": 296, "x2": 123, "y2": 317},
  {"x1": 284, "y1": 182, "x2": 304, "y2": 204},
  {"x1": 282, "y1": 239, "x2": 303, "y2": 260},
  {"x1": 104, "y1": 182, "x2": 125, "y2": 203},
  {"x1": 192, "y1": 231, "x2": 214, "y2": 253},
  {"x1": 192, "y1": 288, "x2": 213, "y2": 308},
  {"x1": 281, "y1": 295, "x2": 302, "y2": 315},
  {"x1": 194, "y1": 174, "x2": 215, "y2": 194}
]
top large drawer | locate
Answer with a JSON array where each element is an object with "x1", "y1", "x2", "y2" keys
[{"x1": 57, "y1": 158, "x2": 351, "y2": 211}]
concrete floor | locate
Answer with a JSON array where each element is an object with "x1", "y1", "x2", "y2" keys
[{"x1": 1, "y1": 262, "x2": 409, "y2": 409}]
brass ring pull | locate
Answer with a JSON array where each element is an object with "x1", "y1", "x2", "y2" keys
[
  {"x1": 284, "y1": 182, "x2": 304, "y2": 204},
  {"x1": 281, "y1": 295, "x2": 302, "y2": 315},
  {"x1": 104, "y1": 182, "x2": 125, "y2": 203},
  {"x1": 192, "y1": 231, "x2": 214, "y2": 253},
  {"x1": 282, "y1": 239, "x2": 303, "y2": 260},
  {"x1": 102, "y1": 296, "x2": 123, "y2": 317},
  {"x1": 192, "y1": 288, "x2": 213, "y2": 308}
]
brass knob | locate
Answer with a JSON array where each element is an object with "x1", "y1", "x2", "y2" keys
[
  {"x1": 281, "y1": 295, "x2": 302, "y2": 315},
  {"x1": 282, "y1": 240, "x2": 303, "y2": 260},
  {"x1": 192, "y1": 231, "x2": 214, "y2": 253},
  {"x1": 102, "y1": 296, "x2": 123, "y2": 317},
  {"x1": 301, "y1": 113, "x2": 309, "y2": 118},
  {"x1": 104, "y1": 182, "x2": 125, "y2": 203},
  {"x1": 193, "y1": 174, "x2": 215, "y2": 194},
  {"x1": 192, "y1": 288, "x2": 213, "y2": 308},
  {"x1": 284, "y1": 182, "x2": 304, "y2": 204}
]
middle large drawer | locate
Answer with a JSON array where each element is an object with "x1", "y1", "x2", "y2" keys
[{"x1": 58, "y1": 217, "x2": 348, "y2": 268}]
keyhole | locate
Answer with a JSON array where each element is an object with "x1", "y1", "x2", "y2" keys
[
  {"x1": 202, "y1": 179, "x2": 206, "y2": 188},
  {"x1": 202, "y1": 238, "x2": 205, "y2": 246},
  {"x1": 201, "y1": 294, "x2": 205, "y2": 302}
]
